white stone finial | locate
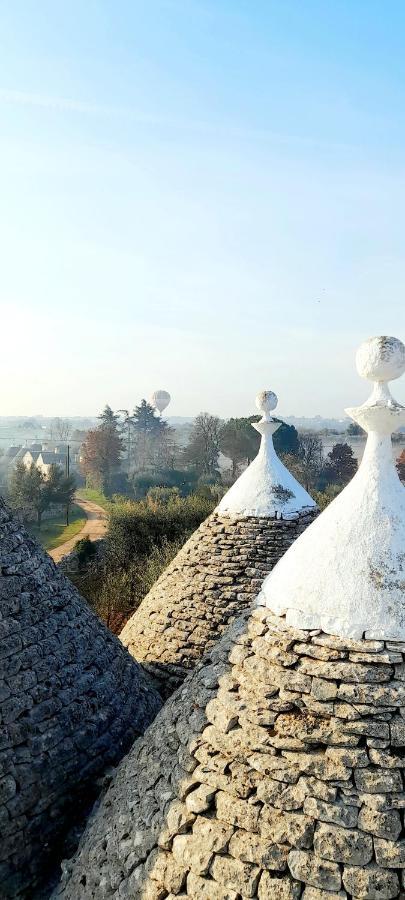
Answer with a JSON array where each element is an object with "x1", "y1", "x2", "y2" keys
[
  {"x1": 255, "y1": 390, "x2": 278, "y2": 421},
  {"x1": 356, "y1": 335, "x2": 405, "y2": 383},
  {"x1": 260, "y1": 334, "x2": 405, "y2": 641},
  {"x1": 216, "y1": 390, "x2": 316, "y2": 519},
  {"x1": 346, "y1": 335, "x2": 405, "y2": 435}
]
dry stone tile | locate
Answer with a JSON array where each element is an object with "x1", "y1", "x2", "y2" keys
[
  {"x1": 302, "y1": 889, "x2": 348, "y2": 900},
  {"x1": 185, "y1": 784, "x2": 216, "y2": 814},
  {"x1": 338, "y1": 682, "x2": 405, "y2": 707},
  {"x1": 258, "y1": 871, "x2": 302, "y2": 899},
  {"x1": 374, "y1": 837, "x2": 405, "y2": 868},
  {"x1": 187, "y1": 871, "x2": 239, "y2": 899},
  {"x1": 172, "y1": 834, "x2": 213, "y2": 876},
  {"x1": 192, "y1": 816, "x2": 234, "y2": 853},
  {"x1": 354, "y1": 768, "x2": 403, "y2": 794},
  {"x1": 228, "y1": 829, "x2": 288, "y2": 871},
  {"x1": 343, "y1": 863, "x2": 400, "y2": 898},
  {"x1": 210, "y1": 854, "x2": 261, "y2": 897},
  {"x1": 216, "y1": 791, "x2": 260, "y2": 832},
  {"x1": 298, "y1": 658, "x2": 392, "y2": 683},
  {"x1": 310, "y1": 679, "x2": 338, "y2": 702},
  {"x1": 145, "y1": 848, "x2": 187, "y2": 894},
  {"x1": 287, "y1": 849, "x2": 342, "y2": 891},
  {"x1": 303, "y1": 797, "x2": 358, "y2": 829},
  {"x1": 312, "y1": 635, "x2": 384, "y2": 653},
  {"x1": 390, "y1": 719, "x2": 405, "y2": 745},
  {"x1": 313, "y1": 822, "x2": 373, "y2": 865},
  {"x1": 260, "y1": 808, "x2": 315, "y2": 849},
  {"x1": 357, "y1": 804, "x2": 401, "y2": 840},
  {"x1": 368, "y1": 748, "x2": 404, "y2": 768}
]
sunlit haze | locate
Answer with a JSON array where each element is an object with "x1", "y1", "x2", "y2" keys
[{"x1": 1, "y1": 0, "x2": 405, "y2": 418}]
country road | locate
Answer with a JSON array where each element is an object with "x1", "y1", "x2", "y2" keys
[{"x1": 49, "y1": 497, "x2": 108, "y2": 563}]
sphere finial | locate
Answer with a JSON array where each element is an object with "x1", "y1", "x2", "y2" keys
[
  {"x1": 356, "y1": 336, "x2": 405, "y2": 383},
  {"x1": 255, "y1": 390, "x2": 278, "y2": 419}
]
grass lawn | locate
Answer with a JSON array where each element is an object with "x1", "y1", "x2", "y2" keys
[
  {"x1": 76, "y1": 487, "x2": 111, "y2": 511},
  {"x1": 27, "y1": 504, "x2": 86, "y2": 551}
]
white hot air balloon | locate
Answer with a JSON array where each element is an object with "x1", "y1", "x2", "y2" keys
[{"x1": 151, "y1": 390, "x2": 171, "y2": 416}]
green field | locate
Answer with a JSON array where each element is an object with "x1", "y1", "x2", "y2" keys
[
  {"x1": 76, "y1": 488, "x2": 111, "y2": 511},
  {"x1": 27, "y1": 504, "x2": 86, "y2": 551}
]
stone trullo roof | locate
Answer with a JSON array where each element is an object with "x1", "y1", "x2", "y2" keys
[
  {"x1": 0, "y1": 497, "x2": 162, "y2": 898},
  {"x1": 55, "y1": 335, "x2": 405, "y2": 900},
  {"x1": 120, "y1": 391, "x2": 317, "y2": 696}
]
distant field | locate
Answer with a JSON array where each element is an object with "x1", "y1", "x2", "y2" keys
[
  {"x1": 76, "y1": 487, "x2": 111, "y2": 511},
  {"x1": 27, "y1": 504, "x2": 86, "y2": 551}
]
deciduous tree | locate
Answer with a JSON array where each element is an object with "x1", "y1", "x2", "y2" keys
[
  {"x1": 81, "y1": 413, "x2": 123, "y2": 494},
  {"x1": 183, "y1": 412, "x2": 222, "y2": 477},
  {"x1": 297, "y1": 431, "x2": 324, "y2": 491},
  {"x1": 50, "y1": 418, "x2": 71, "y2": 442}
]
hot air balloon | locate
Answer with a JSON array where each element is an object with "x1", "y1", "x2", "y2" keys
[{"x1": 151, "y1": 390, "x2": 171, "y2": 416}]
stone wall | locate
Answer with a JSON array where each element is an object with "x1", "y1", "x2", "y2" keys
[
  {"x1": 0, "y1": 498, "x2": 162, "y2": 898},
  {"x1": 56, "y1": 605, "x2": 405, "y2": 899},
  {"x1": 120, "y1": 510, "x2": 316, "y2": 697}
]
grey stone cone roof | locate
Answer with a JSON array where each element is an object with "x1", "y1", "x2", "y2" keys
[
  {"x1": 54, "y1": 605, "x2": 405, "y2": 899},
  {"x1": 0, "y1": 498, "x2": 162, "y2": 898},
  {"x1": 120, "y1": 509, "x2": 316, "y2": 697}
]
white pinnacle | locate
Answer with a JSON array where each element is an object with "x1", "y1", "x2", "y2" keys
[
  {"x1": 260, "y1": 335, "x2": 405, "y2": 640},
  {"x1": 216, "y1": 390, "x2": 316, "y2": 519}
]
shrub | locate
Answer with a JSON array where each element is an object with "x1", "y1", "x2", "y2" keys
[
  {"x1": 69, "y1": 491, "x2": 216, "y2": 632},
  {"x1": 75, "y1": 536, "x2": 96, "y2": 567},
  {"x1": 71, "y1": 537, "x2": 183, "y2": 633},
  {"x1": 131, "y1": 468, "x2": 198, "y2": 499},
  {"x1": 312, "y1": 483, "x2": 342, "y2": 510},
  {"x1": 106, "y1": 493, "x2": 214, "y2": 566}
]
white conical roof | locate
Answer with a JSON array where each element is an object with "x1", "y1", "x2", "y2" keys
[
  {"x1": 261, "y1": 335, "x2": 405, "y2": 640},
  {"x1": 216, "y1": 390, "x2": 316, "y2": 518}
]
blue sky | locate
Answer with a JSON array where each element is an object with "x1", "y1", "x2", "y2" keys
[{"x1": 1, "y1": 0, "x2": 405, "y2": 417}]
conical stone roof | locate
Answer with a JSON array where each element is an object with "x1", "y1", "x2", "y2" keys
[
  {"x1": 0, "y1": 497, "x2": 162, "y2": 898},
  {"x1": 120, "y1": 391, "x2": 317, "y2": 696},
  {"x1": 55, "y1": 336, "x2": 405, "y2": 900}
]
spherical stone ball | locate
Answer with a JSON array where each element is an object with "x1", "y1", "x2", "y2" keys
[
  {"x1": 356, "y1": 335, "x2": 405, "y2": 382},
  {"x1": 256, "y1": 389, "x2": 278, "y2": 415}
]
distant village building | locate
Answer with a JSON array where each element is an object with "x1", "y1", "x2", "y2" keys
[
  {"x1": 12, "y1": 446, "x2": 69, "y2": 478},
  {"x1": 21, "y1": 449, "x2": 41, "y2": 468},
  {"x1": 4, "y1": 445, "x2": 22, "y2": 461},
  {"x1": 36, "y1": 450, "x2": 67, "y2": 476}
]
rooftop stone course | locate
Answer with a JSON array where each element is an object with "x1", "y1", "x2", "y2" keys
[
  {"x1": 120, "y1": 511, "x2": 315, "y2": 697},
  {"x1": 0, "y1": 497, "x2": 162, "y2": 898},
  {"x1": 54, "y1": 606, "x2": 405, "y2": 900},
  {"x1": 120, "y1": 391, "x2": 317, "y2": 697}
]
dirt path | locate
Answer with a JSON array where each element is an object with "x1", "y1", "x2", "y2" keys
[{"x1": 49, "y1": 498, "x2": 108, "y2": 563}]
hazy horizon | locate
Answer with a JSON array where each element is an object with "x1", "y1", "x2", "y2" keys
[{"x1": 1, "y1": 1, "x2": 405, "y2": 417}]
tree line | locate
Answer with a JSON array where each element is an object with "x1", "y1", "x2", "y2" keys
[{"x1": 79, "y1": 400, "x2": 370, "y2": 500}]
